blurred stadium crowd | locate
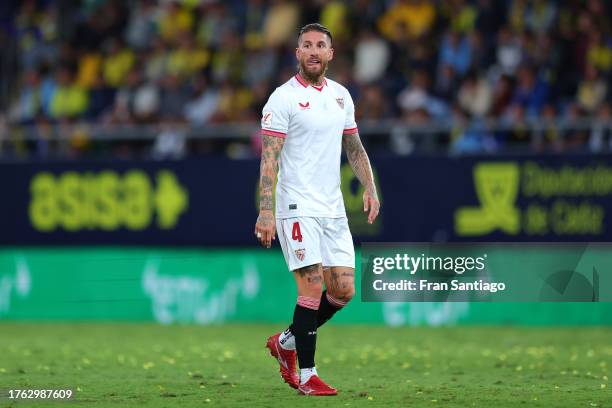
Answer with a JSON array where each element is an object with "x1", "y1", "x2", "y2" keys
[{"x1": 0, "y1": 0, "x2": 611, "y2": 157}]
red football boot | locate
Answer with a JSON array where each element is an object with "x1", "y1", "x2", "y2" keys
[
  {"x1": 298, "y1": 375, "x2": 338, "y2": 396},
  {"x1": 266, "y1": 333, "x2": 299, "y2": 389}
]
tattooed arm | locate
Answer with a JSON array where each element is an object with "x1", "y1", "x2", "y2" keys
[
  {"x1": 343, "y1": 132, "x2": 380, "y2": 224},
  {"x1": 255, "y1": 134, "x2": 285, "y2": 247}
]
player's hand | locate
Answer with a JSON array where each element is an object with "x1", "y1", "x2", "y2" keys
[
  {"x1": 255, "y1": 210, "x2": 276, "y2": 248},
  {"x1": 363, "y1": 189, "x2": 380, "y2": 224}
]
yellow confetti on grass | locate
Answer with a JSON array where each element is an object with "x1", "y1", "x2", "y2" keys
[
  {"x1": 367, "y1": 396, "x2": 373, "y2": 401},
  {"x1": 0, "y1": 368, "x2": 6, "y2": 373},
  {"x1": 601, "y1": 384, "x2": 607, "y2": 389},
  {"x1": 143, "y1": 362, "x2": 155, "y2": 370}
]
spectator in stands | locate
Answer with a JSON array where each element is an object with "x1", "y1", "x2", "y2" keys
[
  {"x1": 157, "y1": 1, "x2": 194, "y2": 44},
  {"x1": 378, "y1": 0, "x2": 436, "y2": 42},
  {"x1": 511, "y1": 65, "x2": 550, "y2": 118},
  {"x1": 398, "y1": 70, "x2": 448, "y2": 119},
  {"x1": 110, "y1": 65, "x2": 159, "y2": 124},
  {"x1": 15, "y1": 0, "x2": 58, "y2": 71},
  {"x1": 145, "y1": 38, "x2": 169, "y2": 83},
  {"x1": 183, "y1": 75, "x2": 219, "y2": 127},
  {"x1": 491, "y1": 74, "x2": 515, "y2": 115},
  {"x1": 576, "y1": 65, "x2": 608, "y2": 114},
  {"x1": 263, "y1": 0, "x2": 299, "y2": 47},
  {"x1": 196, "y1": 2, "x2": 239, "y2": 49},
  {"x1": 159, "y1": 73, "x2": 190, "y2": 121},
  {"x1": 589, "y1": 103, "x2": 611, "y2": 151},
  {"x1": 438, "y1": 30, "x2": 473, "y2": 76},
  {"x1": 49, "y1": 67, "x2": 88, "y2": 120},
  {"x1": 9, "y1": 69, "x2": 41, "y2": 124},
  {"x1": 441, "y1": 0, "x2": 477, "y2": 34},
  {"x1": 167, "y1": 34, "x2": 210, "y2": 79},
  {"x1": 86, "y1": 72, "x2": 115, "y2": 120},
  {"x1": 356, "y1": 84, "x2": 392, "y2": 121},
  {"x1": 494, "y1": 26, "x2": 524, "y2": 76},
  {"x1": 243, "y1": 45, "x2": 278, "y2": 86},
  {"x1": 353, "y1": 30, "x2": 390, "y2": 84},
  {"x1": 586, "y1": 30, "x2": 612, "y2": 74},
  {"x1": 435, "y1": 64, "x2": 460, "y2": 102},
  {"x1": 102, "y1": 38, "x2": 135, "y2": 88},
  {"x1": 525, "y1": 0, "x2": 557, "y2": 35},
  {"x1": 125, "y1": 0, "x2": 157, "y2": 51},
  {"x1": 457, "y1": 70, "x2": 492, "y2": 118},
  {"x1": 320, "y1": 0, "x2": 350, "y2": 43}
]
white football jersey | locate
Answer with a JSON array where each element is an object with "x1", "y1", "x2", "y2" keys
[{"x1": 261, "y1": 73, "x2": 358, "y2": 219}]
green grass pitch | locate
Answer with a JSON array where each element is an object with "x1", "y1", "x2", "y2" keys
[{"x1": 1, "y1": 324, "x2": 610, "y2": 407}]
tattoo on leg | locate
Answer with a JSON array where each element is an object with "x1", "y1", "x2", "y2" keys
[
  {"x1": 307, "y1": 275, "x2": 322, "y2": 284},
  {"x1": 327, "y1": 269, "x2": 355, "y2": 300},
  {"x1": 296, "y1": 264, "x2": 320, "y2": 277}
]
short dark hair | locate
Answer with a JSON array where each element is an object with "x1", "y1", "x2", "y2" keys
[{"x1": 298, "y1": 23, "x2": 333, "y2": 45}]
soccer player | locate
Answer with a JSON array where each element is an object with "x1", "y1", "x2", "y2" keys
[{"x1": 255, "y1": 23, "x2": 380, "y2": 396}]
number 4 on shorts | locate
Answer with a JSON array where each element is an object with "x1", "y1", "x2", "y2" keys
[{"x1": 292, "y1": 222, "x2": 303, "y2": 242}]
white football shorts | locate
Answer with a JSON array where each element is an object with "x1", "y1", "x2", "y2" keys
[{"x1": 276, "y1": 217, "x2": 355, "y2": 271}]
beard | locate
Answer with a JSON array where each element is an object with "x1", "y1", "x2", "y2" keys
[{"x1": 299, "y1": 58, "x2": 328, "y2": 84}]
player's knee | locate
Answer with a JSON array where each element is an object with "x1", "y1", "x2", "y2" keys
[
  {"x1": 343, "y1": 286, "x2": 355, "y2": 302},
  {"x1": 328, "y1": 286, "x2": 355, "y2": 305}
]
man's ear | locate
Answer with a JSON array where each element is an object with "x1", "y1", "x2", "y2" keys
[
  {"x1": 328, "y1": 47, "x2": 334, "y2": 61},
  {"x1": 295, "y1": 47, "x2": 301, "y2": 60}
]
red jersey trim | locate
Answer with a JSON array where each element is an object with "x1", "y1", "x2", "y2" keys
[
  {"x1": 294, "y1": 73, "x2": 327, "y2": 92},
  {"x1": 261, "y1": 129, "x2": 287, "y2": 138},
  {"x1": 343, "y1": 127, "x2": 358, "y2": 135}
]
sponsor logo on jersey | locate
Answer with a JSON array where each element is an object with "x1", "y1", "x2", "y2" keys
[
  {"x1": 295, "y1": 248, "x2": 305, "y2": 261},
  {"x1": 262, "y1": 112, "x2": 273, "y2": 127},
  {"x1": 336, "y1": 98, "x2": 344, "y2": 109},
  {"x1": 289, "y1": 204, "x2": 297, "y2": 210},
  {"x1": 298, "y1": 101, "x2": 310, "y2": 109}
]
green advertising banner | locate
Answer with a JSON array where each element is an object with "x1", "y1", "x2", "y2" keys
[{"x1": 1, "y1": 248, "x2": 611, "y2": 325}]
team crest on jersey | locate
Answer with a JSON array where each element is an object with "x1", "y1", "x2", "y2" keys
[
  {"x1": 336, "y1": 98, "x2": 344, "y2": 109},
  {"x1": 262, "y1": 112, "x2": 272, "y2": 127},
  {"x1": 295, "y1": 248, "x2": 306, "y2": 261}
]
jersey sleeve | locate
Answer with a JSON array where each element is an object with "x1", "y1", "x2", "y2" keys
[
  {"x1": 343, "y1": 88, "x2": 358, "y2": 135},
  {"x1": 261, "y1": 88, "x2": 291, "y2": 138}
]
